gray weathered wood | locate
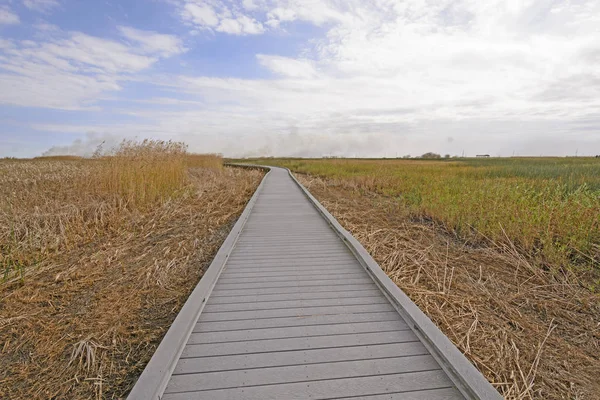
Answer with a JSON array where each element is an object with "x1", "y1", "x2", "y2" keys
[
  {"x1": 181, "y1": 330, "x2": 418, "y2": 358},
  {"x1": 216, "y1": 273, "x2": 366, "y2": 284},
  {"x1": 165, "y1": 355, "x2": 440, "y2": 393},
  {"x1": 198, "y1": 303, "x2": 396, "y2": 322},
  {"x1": 210, "y1": 283, "x2": 375, "y2": 296},
  {"x1": 189, "y1": 320, "x2": 408, "y2": 343},
  {"x1": 207, "y1": 289, "x2": 381, "y2": 304},
  {"x1": 162, "y1": 370, "x2": 457, "y2": 400},
  {"x1": 213, "y1": 277, "x2": 373, "y2": 290},
  {"x1": 203, "y1": 295, "x2": 387, "y2": 312},
  {"x1": 224, "y1": 260, "x2": 359, "y2": 268},
  {"x1": 227, "y1": 251, "x2": 355, "y2": 260},
  {"x1": 174, "y1": 342, "x2": 430, "y2": 374},
  {"x1": 192, "y1": 311, "x2": 400, "y2": 332},
  {"x1": 219, "y1": 268, "x2": 363, "y2": 278}
]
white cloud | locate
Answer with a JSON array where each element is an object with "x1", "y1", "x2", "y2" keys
[
  {"x1": 0, "y1": 26, "x2": 184, "y2": 109},
  {"x1": 0, "y1": 6, "x2": 20, "y2": 24},
  {"x1": 6, "y1": 0, "x2": 600, "y2": 157},
  {"x1": 242, "y1": 0, "x2": 258, "y2": 11},
  {"x1": 179, "y1": 0, "x2": 350, "y2": 33},
  {"x1": 257, "y1": 54, "x2": 316, "y2": 78},
  {"x1": 118, "y1": 26, "x2": 186, "y2": 57},
  {"x1": 264, "y1": 0, "x2": 348, "y2": 27},
  {"x1": 217, "y1": 14, "x2": 264, "y2": 35},
  {"x1": 125, "y1": 0, "x2": 600, "y2": 156},
  {"x1": 22, "y1": 0, "x2": 61, "y2": 13},
  {"x1": 181, "y1": 0, "x2": 265, "y2": 35},
  {"x1": 203, "y1": 0, "x2": 600, "y2": 122},
  {"x1": 183, "y1": 2, "x2": 220, "y2": 27}
]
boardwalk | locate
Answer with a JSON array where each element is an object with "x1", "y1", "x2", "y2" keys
[{"x1": 129, "y1": 167, "x2": 501, "y2": 400}]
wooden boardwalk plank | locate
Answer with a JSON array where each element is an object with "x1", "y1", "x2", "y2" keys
[
  {"x1": 173, "y1": 342, "x2": 431, "y2": 374},
  {"x1": 210, "y1": 283, "x2": 376, "y2": 297},
  {"x1": 223, "y1": 260, "x2": 361, "y2": 268},
  {"x1": 162, "y1": 370, "x2": 457, "y2": 400},
  {"x1": 339, "y1": 388, "x2": 464, "y2": 399},
  {"x1": 197, "y1": 303, "x2": 396, "y2": 322},
  {"x1": 218, "y1": 269, "x2": 363, "y2": 278},
  {"x1": 189, "y1": 320, "x2": 409, "y2": 344},
  {"x1": 216, "y1": 272, "x2": 366, "y2": 283},
  {"x1": 203, "y1": 295, "x2": 387, "y2": 312},
  {"x1": 207, "y1": 288, "x2": 381, "y2": 303},
  {"x1": 165, "y1": 355, "x2": 440, "y2": 393},
  {"x1": 213, "y1": 277, "x2": 373, "y2": 290},
  {"x1": 192, "y1": 311, "x2": 400, "y2": 332},
  {"x1": 181, "y1": 330, "x2": 418, "y2": 358}
]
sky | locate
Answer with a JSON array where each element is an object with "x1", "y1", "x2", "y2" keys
[{"x1": 0, "y1": 0, "x2": 599, "y2": 158}]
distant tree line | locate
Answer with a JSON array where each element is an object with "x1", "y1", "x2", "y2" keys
[{"x1": 420, "y1": 152, "x2": 443, "y2": 159}]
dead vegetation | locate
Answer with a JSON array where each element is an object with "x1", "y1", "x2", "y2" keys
[
  {"x1": 0, "y1": 142, "x2": 263, "y2": 398},
  {"x1": 298, "y1": 174, "x2": 600, "y2": 400}
]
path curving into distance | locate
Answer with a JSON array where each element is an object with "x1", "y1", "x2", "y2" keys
[{"x1": 128, "y1": 166, "x2": 501, "y2": 400}]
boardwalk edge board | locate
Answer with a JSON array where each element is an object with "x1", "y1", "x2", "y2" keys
[
  {"x1": 127, "y1": 166, "x2": 271, "y2": 400},
  {"x1": 286, "y1": 168, "x2": 502, "y2": 400}
]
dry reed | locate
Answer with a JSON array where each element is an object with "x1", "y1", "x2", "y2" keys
[
  {"x1": 0, "y1": 143, "x2": 263, "y2": 398},
  {"x1": 95, "y1": 140, "x2": 188, "y2": 208},
  {"x1": 186, "y1": 153, "x2": 222, "y2": 169}
]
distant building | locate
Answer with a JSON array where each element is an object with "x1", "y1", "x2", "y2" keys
[{"x1": 476, "y1": 154, "x2": 490, "y2": 158}]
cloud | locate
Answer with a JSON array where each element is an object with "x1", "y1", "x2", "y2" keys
[
  {"x1": 7, "y1": 0, "x2": 600, "y2": 158},
  {"x1": 22, "y1": 0, "x2": 61, "y2": 13},
  {"x1": 256, "y1": 54, "x2": 316, "y2": 78},
  {"x1": 118, "y1": 26, "x2": 186, "y2": 57},
  {"x1": 148, "y1": 0, "x2": 600, "y2": 155},
  {"x1": 183, "y1": 2, "x2": 220, "y2": 28},
  {"x1": 0, "y1": 26, "x2": 184, "y2": 109},
  {"x1": 0, "y1": 6, "x2": 20, "y2": 24},
  {"x1": 242, "y1": 0, "x2": 258, "y2": 11},
  {"x1": 264, "y1": 1, "x2": 349, "y2": 27},
  {"x1": 181, "y1": 0, "x2": 265, "y2": 35},
  {"x1": 217, "y1": 14, "x2": 264, "y2": 34}
]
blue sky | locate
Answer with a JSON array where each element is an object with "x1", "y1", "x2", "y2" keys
[{"x1": 1, "y1": 0, "x2": 600, "y2": 157}]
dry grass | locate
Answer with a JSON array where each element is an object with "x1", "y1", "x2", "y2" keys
[
  {"x1": 186, "y1": 153, "x2": 222, "y2": 169},
  {"x1": 33, "y1": 156, "x2": 84, "y2": 161},
  {"x1": 95, "y1": 140, "x2": 188, "y2": 208},
  {"x1": 0, "y1": 143, "x2": 263, "y2": 398},
  {"x1": 298, "y1": 174, "x2": 600, "y2": 400}
]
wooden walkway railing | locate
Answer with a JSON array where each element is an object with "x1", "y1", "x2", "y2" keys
[{"x1": 128, "y1": 166, "x2": 501, "y2": 400}]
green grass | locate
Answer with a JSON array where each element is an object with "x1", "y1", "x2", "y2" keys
[{"x1": 236, "y1": 157, "x2": 600, "y2": 273}]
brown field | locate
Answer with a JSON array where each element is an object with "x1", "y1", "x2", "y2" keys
[{"x1": 0, "y1": 142, "x2": 262, "y2": 398}]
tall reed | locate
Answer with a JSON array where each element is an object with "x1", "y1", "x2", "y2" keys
[
  {"x1": 186, "y1": 153, "x2": 223, "y2": 170},
  {"x1": 96, "y1": 140, "x2": 189, "y2": 208}
]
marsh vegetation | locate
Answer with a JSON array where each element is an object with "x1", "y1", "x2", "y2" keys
[{"x1": 0, "y1": 141, "x2": 262, "y2": 398}]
